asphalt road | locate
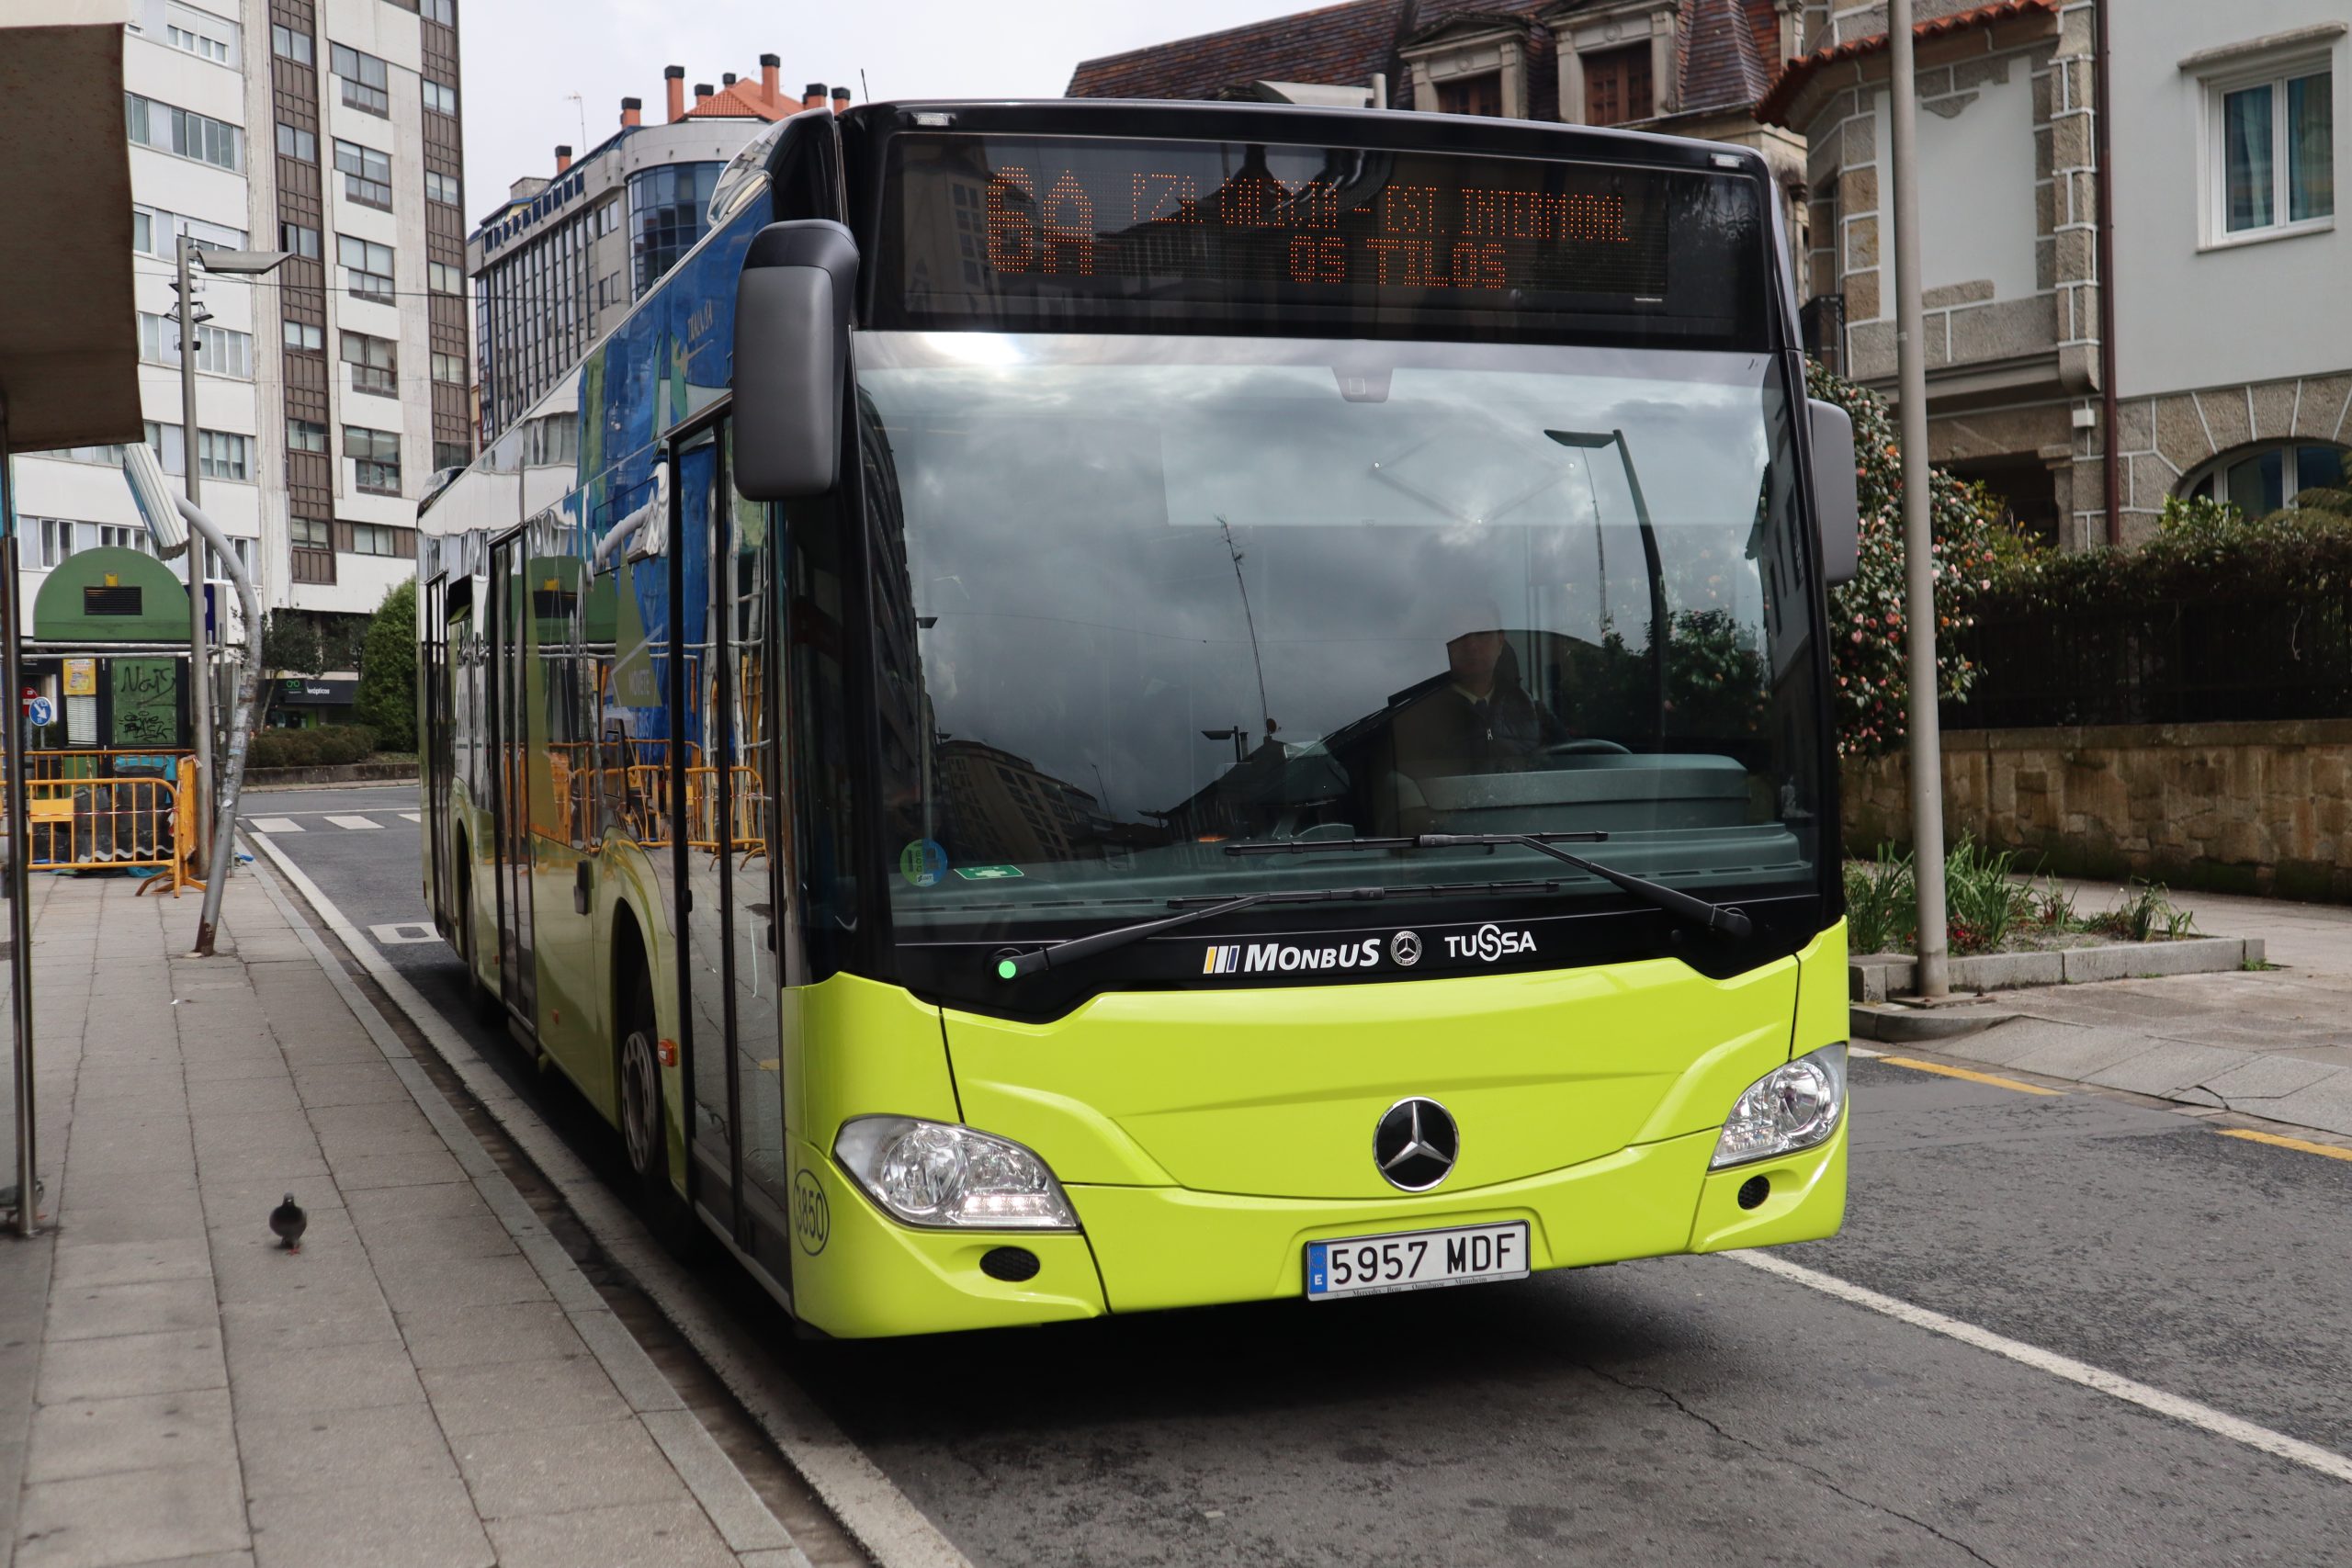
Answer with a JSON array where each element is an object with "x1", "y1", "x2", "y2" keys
[{"x1": 243, "y1": 784, "x2": 2352, "y2": 1567}]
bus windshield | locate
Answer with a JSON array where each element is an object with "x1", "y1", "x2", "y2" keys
[{"x1": 861, "y1": 332, "x2": 1825, "y2": 944}]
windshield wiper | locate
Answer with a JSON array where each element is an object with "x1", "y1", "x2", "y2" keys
[
  {"x1": 992, "y1": 894, "x2": 1267, "y2": 982},
  {"x1": 1414, "y1": 833, "x2": 1751, "y2": 939}
]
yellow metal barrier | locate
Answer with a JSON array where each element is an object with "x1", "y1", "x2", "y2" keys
[{"x1": 6, "y1": 750, "x2": 198, "y2": 895}]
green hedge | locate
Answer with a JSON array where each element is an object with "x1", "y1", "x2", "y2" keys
[{"x1": 248, "y1": 724, "x2": 378, "y2": 770}]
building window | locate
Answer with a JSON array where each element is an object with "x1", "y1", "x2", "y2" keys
[
  {"x1": 164, "y1": 11, "x2": 236, "y2": 66},
  {"x1": 629, "y1": 162, "x2": 722, "y2": 295},
  {"x1": 425, "y1": 170, "x2": 461, "y2": 206},
  {"x1": 289, "y1": 418, "x2": 328, "y2": 452},
  {"x1": 269, "y1": 23, "x2": 311, "y2": 65},
  {"x1": 49, "y1": 445, "x2": 128, "y2": 468},
  {"x1": 277, "y1": 123, "x2": 316, "y2": 162},
  {"x1": 338, "y1": 234, "x2": 394, "y2": 301},
  {"x1": 334, "y1": 139, "x2": 393, "y2": 209},
  {"x1": 431, "y1": 351, "x2": 465, "y2": 383},
  {"x1": 1437, "y1": 73, "x2": 1503, "y2": 117},
  {"x1": 1583, "y1": 43, "x2": 1653, "y2": 127},
  {"x1": 421, "y1": 0, "x2": 453, "y2": 23},
  {"x1": 125, "y1": 94, "x2": 242, "y2": 171},
  {"x1": 139, "y1": 314, "x2": 253, "y2": 378},
  {"x1": 433, "y1": 440, "x2": 470, "y2": 472},
  {"x1": 284, "y1": 319, "x2": 324, "y2": 352},
  {"x1": 133, "y1": 207, "x2": 246, "y2": 256},
  {"x1": 36, "y1": 519, "x2": 79, "y2": 570},
  {"x1": 2213, "y1": 66, "x2": 2334, "y2": 240},
  {"x1": 2184, "y1": 441, "x2": 2348, "y2": 513},
  {"x1": 341, "y1": 331, "x2": 398, "y2": 396},
  {"x1": 280, "y1": 221, "x2": 321, "y2": 258},
  {"x1": 345, "y1": 425, "x2": 401, "y2": 493},
  {"x1": 291, "y1": 517, "x2": 332, "y2": 548},
  {"x1": 330, "y1": 43, "x2": 390, "y2": 116},
  {"x1": 348, "y1": 522, "x2": 407, "y2": 557},
  {"x1": 427, "y1": 260, "x2": 464, "y2": 296},
  {"x1": 422, "y1": 79, "x2": 458, "y2": 117},
  {"x1": 198, "y1": 431, "x2": 254, "y2": 481}
]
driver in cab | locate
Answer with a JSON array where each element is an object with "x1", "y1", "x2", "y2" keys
[{"x1": 1375, "y1": 600, "x2": 1570, "y2": 830}]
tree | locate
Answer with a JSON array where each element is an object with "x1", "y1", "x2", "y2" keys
[
  {"x1": 354, "y1": 580, "x2": 417, "y2": 752},
  {"x1": 1808, "y1": 361, "x2": 2030, "y2": 759}
]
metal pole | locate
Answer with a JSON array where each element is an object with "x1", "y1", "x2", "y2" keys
[
  {"x1": 176, "y1": 496, "x2": 262, "y2": 957},
  {"x1": 1889, "y1": 0, "x2": 1949, "y2": 997},
  {"x1": 1, "y1": 405, "x2": 38, "y2": 1235},
  {"x1": 177, "y1": 234, "x2": 212, "y2": 877}
]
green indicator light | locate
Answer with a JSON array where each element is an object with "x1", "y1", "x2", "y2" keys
[{"x1": 997, "y1": 959, "x2": 1018, "y2": 980}]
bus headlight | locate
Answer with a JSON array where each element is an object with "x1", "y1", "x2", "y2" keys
[
  {"x1": 1710, "y1": 1044, "x2": 1847, "y2": 1169},
  {"x1": 833, "y1": 1116, "x2": 1079, "y2": 1231}
]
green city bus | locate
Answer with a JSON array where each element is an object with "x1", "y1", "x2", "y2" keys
[{"x1": 417, "y1": 97, "x2": 1860, "y2": 1337}]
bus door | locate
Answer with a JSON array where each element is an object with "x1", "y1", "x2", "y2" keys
[
  {"x1": 422, "y1": 574, "x2": 454, "y2": 919},
  {"x1": 489, "y1": 536, "x2": 536, "y2": 1021},
  {"x1": 672, "y1": 419, "x2": 796, "y2": 1286}
]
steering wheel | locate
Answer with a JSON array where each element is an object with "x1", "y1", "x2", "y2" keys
[{"x1": 1544, "y1": 739, "x2": 1633, "y2": 756}]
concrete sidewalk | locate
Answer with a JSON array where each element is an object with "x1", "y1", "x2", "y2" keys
[
  {"x1": 1, "y1": 871, "x2": 806, "y2": 1568},
  {"x1": 1926, "y1": 879, "x2": 2352, "y2": 1136}
]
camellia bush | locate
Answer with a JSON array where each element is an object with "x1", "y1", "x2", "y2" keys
[{"x1": 1807, "y1": 361, "x2": 2030, "y2": 759}]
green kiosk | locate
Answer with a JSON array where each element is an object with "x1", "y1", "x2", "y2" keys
[{"x1": 23, "y1": 547, "x2": 190, "y2": 762}]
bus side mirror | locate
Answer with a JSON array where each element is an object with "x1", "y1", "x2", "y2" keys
[
  {"x1": 732, "y1": 220, "x2": 859, "y2": 501},
  {"x1": 1807, "y1": 398, "x2": 1859, "y2": 588}
]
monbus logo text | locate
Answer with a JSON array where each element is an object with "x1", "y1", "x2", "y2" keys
[{"x1": 1202, "y1": 939, "x2": 1385, "y2": 976}]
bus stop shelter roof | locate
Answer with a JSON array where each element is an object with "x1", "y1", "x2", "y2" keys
[{"x1": 0, "y1": 2, "x2": 141, "y2": 454}]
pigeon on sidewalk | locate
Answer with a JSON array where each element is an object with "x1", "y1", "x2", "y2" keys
[{"x1": 269, "y1": 1193, "x2": 307, "y2": 1254}]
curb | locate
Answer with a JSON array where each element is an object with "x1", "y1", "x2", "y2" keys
[
  {"x1": 243, "y1": 829, "x2": 973, "y2": 1568},
  {"x1": 1849, "y1": 936, "x2": 2264, "y2": 1002},
  {"x1": 1850, "y1": 1001, "x2": 2019, "y2": 1043},
  {"x1": 239, "y1": 845, "x2": 806, "y2": 1564},
  {"x1": 244, "y1": 761, "x2": 420, "y2": 787}
]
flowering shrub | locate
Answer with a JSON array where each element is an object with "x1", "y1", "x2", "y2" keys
[{"x1": 1807, "y1": 361, "x2": 2030, "y2": 758}]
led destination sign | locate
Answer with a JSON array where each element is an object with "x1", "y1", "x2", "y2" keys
[{"x1": 882, "y1": 133, "x2": 1764, "y2": 343}]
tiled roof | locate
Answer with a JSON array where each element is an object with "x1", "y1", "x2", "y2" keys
[
  {"x1": 1755, "y1": 0, "x2": 2056, "y2": 127},
  {"x1": 1069, "y1": 0, "x2": 1776, "y2": 127},
  {"x1": 1676, "y1": 0, "x2": 1780, "y2": 117},
  {"x1": 687, "y1": 70, "x2": 794, "y2": 121},
  {"x1": 1067, "y1": 0, "x2": 1414, "y2": 106}
]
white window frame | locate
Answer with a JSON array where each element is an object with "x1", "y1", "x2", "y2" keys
[
  {"x1": 2194, "y1": 44, "x2": 2338, "y2": 251},
  {"x1": 2181, "y1": 439, "x2": 2349, "y2": 511}
]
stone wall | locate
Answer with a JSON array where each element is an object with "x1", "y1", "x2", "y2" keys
[{"x1": 1843, "y1": 720, "x2": 2352, "y2": 901}]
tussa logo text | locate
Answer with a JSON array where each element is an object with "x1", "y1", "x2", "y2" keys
[
  {"x1": 1446, "y1": 924, "x2": 1536, "y2": 962},
  {"x1": 1203, "y1": 938, "x2": 1384, "y2": 976}
]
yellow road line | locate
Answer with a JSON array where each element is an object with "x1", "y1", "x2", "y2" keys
[
  {"x1": 1877, "y1": 1055, "x2": 2062, "y2": 1096},
  {"x1": 2218, "y1": 1127, "x2": 2352, "y2": 1163}
]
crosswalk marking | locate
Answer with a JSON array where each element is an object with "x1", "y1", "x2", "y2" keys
[
  {"x1": 400, "y1": 812, "x2": 421, "y2": 823},
  {"x1": 250, "y1": 818, "x2": 304, "y2": 834},
  {"x1": 324, "y1": 814, "x2": 384, "y2": 830}
]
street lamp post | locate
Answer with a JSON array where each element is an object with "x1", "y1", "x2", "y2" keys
[{"x1": 174, "y1": 240, "x2": 288, "y2": 876}]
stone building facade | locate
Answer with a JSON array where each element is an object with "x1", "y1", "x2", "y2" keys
[{"x1": 1765, "y1": 0, "x2": 2349, "y2": 548}]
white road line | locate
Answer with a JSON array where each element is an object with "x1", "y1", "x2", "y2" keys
[
  {"x1": 244, "y1": 830, "x2": 974, "y2": 1568},
  {"x1": 1731, "y1": 1250, "x2": 2352, "y2": 1486},
  {"x1": 400, "y1": 812, "x2": 422, "y2": 822},
  {"x1": 1848, "y1": 1044, "x2": 1883, "y2": 1059},
  {"x1": 325, "y1": 814, "x2": 383, "y2": 830},
  {"x1": 249, "y1": 817, "x2": 303, "y2": 834}
]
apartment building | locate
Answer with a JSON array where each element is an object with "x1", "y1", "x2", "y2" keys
[
  {"x1": 1770, "y1": 0, "x2": 2346, "y2": 546},
  {"x1": 469, "y1": 63, "x2": 842, "y2": 446},
  {"x1": 8, "y1": 0, "x2": 468, "y2": 654}
]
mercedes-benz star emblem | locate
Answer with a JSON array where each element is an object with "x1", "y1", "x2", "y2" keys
[
  {"x1": 1390, "y1": 931, "x2": 1422, "y2": 967},
  {"x1": 1374, "y1": 1098, "x2": 1458, "y2": 1191}
]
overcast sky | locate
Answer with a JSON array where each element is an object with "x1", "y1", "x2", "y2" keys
[{"x1": 458, "y1": 0, "x2": 1313, "y2": 206}]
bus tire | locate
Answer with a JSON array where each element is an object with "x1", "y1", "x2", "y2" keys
[{"x1": 617, "y1": 964, "x2": 698, "y2": 1252}]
